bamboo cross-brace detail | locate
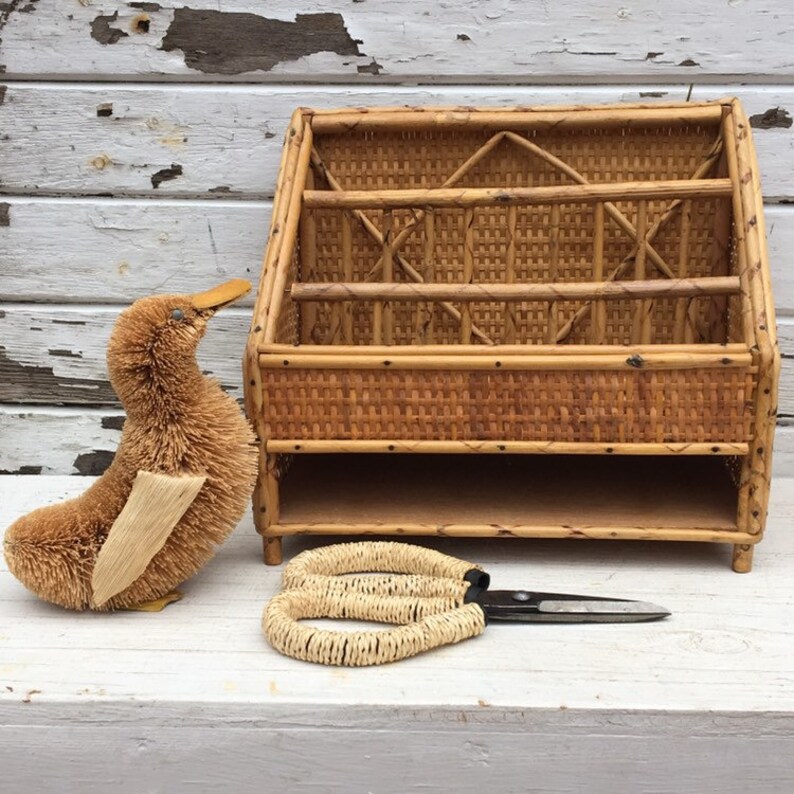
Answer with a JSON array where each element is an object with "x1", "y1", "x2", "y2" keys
[
  {"x1": 310, "y1": 149, "x2": 496, "y2": 345},
  {"x1": 363, "y1": 132, "x2": 508, "y2": 284},
  {"x1": 554, "y1": 136, "x2": 725, "y2": 343},
  {"x1": 505, "y1": 131, "x2": 687, "y2": 282}
]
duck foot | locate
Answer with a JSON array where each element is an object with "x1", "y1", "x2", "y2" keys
[{"x1": 121, "y1": 590, "x2": 183, "y2": 612}]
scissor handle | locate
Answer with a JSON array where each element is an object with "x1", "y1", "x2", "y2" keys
[
  {"x1": 282, "y1": 540, "x2": 489, "y2": 598},
  {"x1": 262, "y1": 541, "x2": 490, "y2": 666},
  {"x1": 264, "y1": 589, "x2": 486, "y2": 666}
]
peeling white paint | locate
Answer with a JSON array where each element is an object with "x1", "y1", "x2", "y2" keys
[{"x1": 0, "y1": 0, "x2": 790, "y2": 81}]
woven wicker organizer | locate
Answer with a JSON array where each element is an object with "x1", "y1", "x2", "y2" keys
[{"x1": 244, "y1": 100, "x2": 779, "y2": 572}]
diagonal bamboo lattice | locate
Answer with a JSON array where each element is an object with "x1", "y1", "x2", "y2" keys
[{"x1": 306, "y1": 129, "x2": 725, "y2": 346}]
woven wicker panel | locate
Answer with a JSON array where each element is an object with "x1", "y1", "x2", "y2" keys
[
  {"x1": 303, "y1": 120, "x2": 730, "y2": 347},
  {"x1": 303, "y1": 196, "x2": 728, "y2": 346},
  {"x1": 274, "y1": 245, "x2": 301, "y2": 345},
  {"x1": 315, "y1": 126, "x2": 716, "y2": 190},
  {"x1": 262, "y1": 367, "x2": 755, "y2": 443}
]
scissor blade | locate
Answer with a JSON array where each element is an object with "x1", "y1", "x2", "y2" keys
[{"x1": 478, "y1": 590, "x2": 670, "y2": 624}]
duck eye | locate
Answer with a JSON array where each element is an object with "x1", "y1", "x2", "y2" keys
[{"x1": 171, "y1": 308, "x2": 185, "y2": 321}]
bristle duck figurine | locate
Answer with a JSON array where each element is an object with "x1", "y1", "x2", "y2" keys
[{"x1": 3, "y1": 279, "x2": 258, "y2": 611}]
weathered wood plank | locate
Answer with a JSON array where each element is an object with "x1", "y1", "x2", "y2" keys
[
  {"x1": 0, "y1": 1, "x2": 791, "y2": 82},
  {"x1": 0, "y1": 406, "x2": 124, "y2": 475},
  {"x1": 0, "y1": 198, "x2": 269, "y2": 305},
  {"x1": 4, "y1": 407, "x2": 794, "y2": 478},
  {"x1": 2, "y1": 719, "x2": 793, "y2": 794},
  {"x1": 2, "y1": 200, "x2": 793, "y2": 310},
  {"x1": 0, "y1": 305, "x2": 249, "y2": 406},
  {"x1": 0, "y1": 84, "x2": 696, "y2": 197},
  {"x1": 1, "y1": 84, "x2": 794, "y2": 198}
]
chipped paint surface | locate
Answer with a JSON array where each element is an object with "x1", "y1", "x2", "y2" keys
[
  {"x1": 151, "y1": 163, "x2": 183, "y2": 188},
  {"x1": 3, "y1": 84, "x2": 794, "y2": 199},
  {"x1": 750, "y1": 107, "x2": 793, "y2": 129},
  {"x1": 0, "y1": 343, "x2": 117, "y2": 405},
  {"x1": 0, "y1": 1, "x2": 792, "y2": 80},
  {"x1": 0, "y1": 465, "x2": 42, "y2": 475},
  {"x1": 0, "y1": 202, "x2": 10, "y2": 226},
  {"x1": 0, "y1": 305, "x2": 246, "y2": 406},
  {"x1": 160, "y1": 10, "x2": 361, "y2": 75},
  {"x1": 0, "y1": 407, "x2": 123, "y2": 475},
  {"x1": 72, "y1": 449, "x2": 115, "y2": 475},
  {"x1": 101, "y1": 415, "x2": 126, "y2": 431},
  {"x1": 90, "y1": 11, "x2": 128, "y2": 45}
]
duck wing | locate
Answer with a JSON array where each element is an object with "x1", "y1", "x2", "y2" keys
[{"x1": 91, "y1": 470, "x2": 206, "y2": 607}]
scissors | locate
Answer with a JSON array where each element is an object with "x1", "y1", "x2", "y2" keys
[{"x1": 263, "y1": 541, "x2": 670, "y2": 666}]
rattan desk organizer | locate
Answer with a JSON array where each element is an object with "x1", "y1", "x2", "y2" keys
[{"x1": 244, "y1": 100, "x2": 779, "y2": 572}]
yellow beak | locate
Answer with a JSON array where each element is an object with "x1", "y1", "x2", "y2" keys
[{"x1": 190, "y1": 279, "x2": 251, "y2": 311}]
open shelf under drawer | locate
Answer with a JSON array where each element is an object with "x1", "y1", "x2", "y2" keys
[{"x1": 277, "y1": 454, "x2": 739, "y2": 539}]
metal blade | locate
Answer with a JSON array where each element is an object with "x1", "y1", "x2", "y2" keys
[
  {"x1": 536, "y1": 598, "x2": 671, "y2": 623},
  {"x1": 477, "y1": 590, "x2": 671, "y2": 623}
]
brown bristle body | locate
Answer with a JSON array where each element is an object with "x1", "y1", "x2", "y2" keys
[{"x1": 3, "y1": 293, "x2": 258, "y2": 610}]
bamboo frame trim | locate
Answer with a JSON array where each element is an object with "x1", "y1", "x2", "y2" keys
[
  {"x1": 263, "y1": 125, "x2": 314, "y2": 343},
  {"x1": 267, "y1": 525, "x2": 750, "y2": 542},
  {"x1": 244, "y1": 110, "x2": 306, "y2": 546},
  {"x1": 250, "y1": 112, "x2": 305, "y2": 337},
  {"x1": 303, "y1": 179, "x2": 733, "y2": 209},
  {"x1": 290, "y1": 276, "x2": 741, "y2": 303},
  {"x1": 260, "y1": 352, "x2": 753, "y2": 371},
  {"x1": 260, "y1": 342, "x2": 749, "y2": 356},
  {"x1": 732, "y1": 101, "x2": 779, "y2": 536},
  {"x1": 308, "y1": 100, "x2": 728, "y2": 116},
  {"x1": 266, "y1": 440, "x2": 749, "y2": 456},
  {"x1": 309, "y1": 104, "x2": 725, "y2": 133},
  {"x1": 722, "y1": 112, "x2": 755, "y2": 346}
]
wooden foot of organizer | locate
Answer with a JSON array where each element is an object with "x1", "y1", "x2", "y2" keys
[
  {"x1": 732, "y1": 543, "x2": 755, "y2": 573},
  {"x1": 244, "y1": 101, "x2": 779, "y2": 571},
  {"x1": 263, "y1": 536, "x2": 283, "y2": 566}
]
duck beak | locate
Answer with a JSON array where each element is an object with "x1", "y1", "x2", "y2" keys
[{"x1": 190, "y1": 279, "x2": 251, "y2": 312}]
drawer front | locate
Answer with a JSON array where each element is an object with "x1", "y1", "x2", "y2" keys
[{"x1": 261, "y1": 367, "x2": 756, "y2": 444}]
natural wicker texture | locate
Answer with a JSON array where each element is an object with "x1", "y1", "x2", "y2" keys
[
  {"x1": 262, "y1": 367, "x2": 754, "y2": 443},
  {"x1": 263, "y1": 542, "x2": 486, "y2": 666},
  {"x1": 244, "y1": 101, "x2": 779, "y2": 571}
]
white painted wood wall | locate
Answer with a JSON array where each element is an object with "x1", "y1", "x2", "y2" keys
[{"x1": 2, "y1": 1, "x2": 794, "y2": 475}]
